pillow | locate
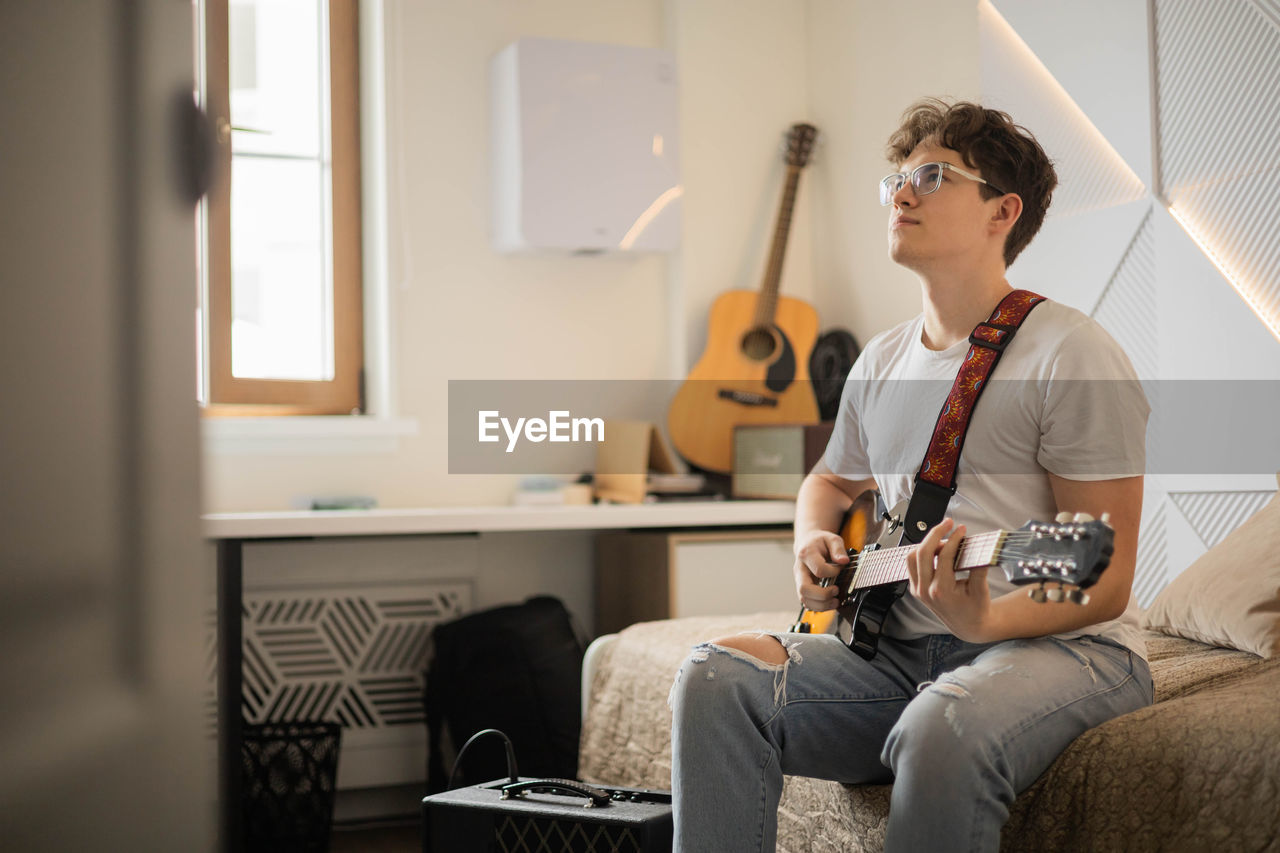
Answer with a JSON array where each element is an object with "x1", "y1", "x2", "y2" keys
[{"x1": 1143, "y1": 473, "x2": 1280, "y2": 657}]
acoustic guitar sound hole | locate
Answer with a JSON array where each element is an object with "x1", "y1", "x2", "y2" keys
[{"x1": 741, "y1": 328, "x2": 776, "y2": 361}]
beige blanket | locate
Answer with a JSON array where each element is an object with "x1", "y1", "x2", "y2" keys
[{"x1": 579, "y1": 612, "x2": 1280, "y2": 852}]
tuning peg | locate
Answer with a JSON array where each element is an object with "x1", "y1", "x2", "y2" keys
[
  {"x1": 1067, "y1": 589, "x2": 1090, "y2": 605},
  {"x1": 1046, "y1": 587, "x2": 1066, "y2": 603},
  {"x1": 1072, "y1": 512, "x2": 1094, "y2": 523},
  {"x1": 1028, "y1": 585, "x2": 1047, "y2": 603},
  {"x1": 1054, "y1": 512, "x2": 1072, "y2": 523},
  {"x1": 1100, "y1": 512, "x2": 1111, "y2": 525}
]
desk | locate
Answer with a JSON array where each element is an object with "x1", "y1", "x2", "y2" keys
[{"x1": 207, "y1": 500, "x2": 794, "y2": 852}]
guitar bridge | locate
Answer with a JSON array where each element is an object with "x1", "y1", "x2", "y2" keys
[{"x1": 716, "y1": 389, "x2": 778, "y2": 407}]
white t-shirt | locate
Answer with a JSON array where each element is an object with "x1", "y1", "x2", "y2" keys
[{"x1": 823, "y1": 299, "x2": 1150, "y2": 657}]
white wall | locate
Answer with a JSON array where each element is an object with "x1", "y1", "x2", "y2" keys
[
  {"x1": 203, "y1": 0, "x2": 984, "y2": 512},
  {"x1": 806, "y1": 0, "x2": 982, "y2": 347}
]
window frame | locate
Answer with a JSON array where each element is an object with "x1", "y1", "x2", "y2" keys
[{"x1": 203, "y1": 0, "x2": 364, "y2": 416}]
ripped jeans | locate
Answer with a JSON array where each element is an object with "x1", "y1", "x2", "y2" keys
[{"x1": 668, "y1": 631, "x2": 1152, "y2": 853}]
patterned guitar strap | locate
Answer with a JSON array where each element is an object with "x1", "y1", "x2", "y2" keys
[{"x1": 900, "y1": 288, "x2": 1047, "y2": 545}]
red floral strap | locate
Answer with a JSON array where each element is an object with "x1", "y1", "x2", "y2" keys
[{"x1": 917, "y1": 289, "x2": 1047, "y2": 492}]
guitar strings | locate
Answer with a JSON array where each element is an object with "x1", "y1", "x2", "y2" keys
[
  {"x1": 847, "y1": 537, "x2": 1094, "y2": 569},
  {"x1": 842, "y1": 529, "x2": 1102, "y2": 589}
]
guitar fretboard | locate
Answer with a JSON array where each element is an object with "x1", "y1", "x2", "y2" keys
[
  {"x1": 753, "y1": 165, "x2": 803, "y2": 328},
  {"x1": 849, "y1": 530, "x2": 1005, "y2": 589}
]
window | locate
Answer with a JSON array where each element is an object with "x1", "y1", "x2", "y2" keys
[{"x1": 200, "y1": 0, "x2": 363, "y2": 415}]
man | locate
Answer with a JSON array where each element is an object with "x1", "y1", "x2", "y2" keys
[{"x1": 668, "y1": 99, "x2": 1152, "y2": 852}]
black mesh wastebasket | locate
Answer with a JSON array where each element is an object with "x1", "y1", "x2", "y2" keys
[{"x1": 241, "y1": 721, "x2": 343, "y2": 853}]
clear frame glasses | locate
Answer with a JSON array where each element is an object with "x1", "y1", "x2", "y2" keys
[{"x1": 879, "y1": 162, "x2": 1006, "y2": 206}]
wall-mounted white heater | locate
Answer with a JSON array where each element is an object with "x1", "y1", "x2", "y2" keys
[{"x1": 490, "y1": 37, "x2": 681, "y2": 254}]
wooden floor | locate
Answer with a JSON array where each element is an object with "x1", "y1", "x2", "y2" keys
[{"x1": 329, "y1": 821, "x2": 420, "y2": 853}]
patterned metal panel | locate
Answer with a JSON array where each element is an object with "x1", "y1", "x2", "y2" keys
[
  {"x1": 1133, "y1": 502, "x2": 1168, "y2": 608},
  {"x1": 205, "y1": 608, "x2": 218, "y2": 734},
  {"x1": 1169, "y1": 490, "x2": 1274, "y2": 549},
  {"x1": 230, "y1": 583, "x2": 470, "y2": 728},
  {"x1": 1092, "y1": 207, "x2": 1157, "y2": 377},
  {"x1": 1154, "y1": 0, "x2": 1280, "y2": 334}
]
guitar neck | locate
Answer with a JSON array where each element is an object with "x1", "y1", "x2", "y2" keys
[
  {"x1": 850, "y1": 530, "x2": 1007, "y2": 590},
  {"x1": 753, "y1": 165, "x2": 804, "y2": 328}
]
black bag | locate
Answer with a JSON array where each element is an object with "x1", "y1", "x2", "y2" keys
[{"x1": 424, "y1": 596, "x2": 586, "y2": 793}]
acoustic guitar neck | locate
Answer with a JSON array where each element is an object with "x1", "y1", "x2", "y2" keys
[{"x1": 755, "y1": 163, "x2": 805, "y2": 329}]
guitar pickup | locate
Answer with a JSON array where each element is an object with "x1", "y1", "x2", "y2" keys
[{"x1": 717, "y1": 389, "x2": 779, "y2": 407}]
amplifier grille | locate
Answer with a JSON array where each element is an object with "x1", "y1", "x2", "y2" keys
[{"x1": 495, "y1": 814, "x2": 642, "y2": 853}]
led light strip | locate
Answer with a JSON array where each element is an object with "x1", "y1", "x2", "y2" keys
[
  {"x1": 980, "y1": 0, "x2": 1147, "y2": 211},
  {"x1": 1167, "y1": 204, "x2": 1280, "y2": 343}
]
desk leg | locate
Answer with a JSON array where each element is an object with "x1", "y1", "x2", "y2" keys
[{"x1": 217, "y1": 539, "x2": 243, "y2": 853}]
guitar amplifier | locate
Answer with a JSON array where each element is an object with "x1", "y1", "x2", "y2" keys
[
  {"x1": 732, "y1": 422, "x2": 834, "y2": 499},
  {"x1": 422, "y1": 778, "x2": 673, "y2": 853}
]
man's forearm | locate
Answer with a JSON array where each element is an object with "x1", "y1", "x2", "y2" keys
[
  {"x1": 969, "y1": 580, "x2": 1131, "y2": 643},
  {"x1": 793, "y1": 474, "x2": 854, "y2": 554}
]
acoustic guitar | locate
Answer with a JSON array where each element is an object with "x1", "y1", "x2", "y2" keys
[
  {"x1": 792, "y1": 490, "x2": 1116, "y2": 660},
  {"x1": 667, "y1": 123, "x2": 822, "y2": 474}
]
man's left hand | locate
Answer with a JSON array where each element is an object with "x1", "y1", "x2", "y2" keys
[{"x1": 906, "y1": 518, "x2": 993, "y2": 643}]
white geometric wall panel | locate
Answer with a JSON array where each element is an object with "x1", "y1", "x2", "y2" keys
[
  {"x1": 1009, "y1": 199, "x2": 1150, "y2": 317},
  {"x1": 1133, "y1": 502, "x2": 1168, "y2": 608},
  {"x1": 980, "y1": 1, "x2": 1149, "y2": 313},
  {"x1": 1160, "y1": 481, "x2": 1279, "y2": 595},
  {"x1": 982, "y1": 0, "x2": 1280, "y2": 601},
  {"x1": 1143, "y1": 488, "x2": 1280, "y2": 604},
  {"x1": 1257, "y1": 0, "x2": 1280, "y2": 26},
  {"x1": 1168, "y1": 490, "x2": 1275, "y2": 549},
  {"x1": 1152, "y1": 205, "x2": 1280, "y2": 380},
  {"x1": 1155, "y1": 0, "x2": 1280, "y2": 339},
  {"x1": 984, "y1": 0, "x2": 1154, "y2": 185},
  {"x1": 980, "y1": 2, "x2": 1148, "y2": 219},
  {"x1": 1092, "y1": 207, "x2": 1157, "y2": 378}
]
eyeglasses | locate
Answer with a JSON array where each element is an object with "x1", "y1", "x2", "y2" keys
[{"x1": 879, "y1": 162, "x2": 1005, "y2": 206}]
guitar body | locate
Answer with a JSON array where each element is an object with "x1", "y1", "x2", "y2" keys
[
  {"x1": 791, "y1": 492, "x2": 909, "y2": 659},
  {"x1": 791, "y1": 489, "x2": 880, "y2": 636},
  {"x1": 842, "y1": 497, "x2": 911, "y2": 660},
  {"x1": 668, "y1": 290, "x2": 821, "y2": 473},
  {"x1": 843, "y1": 576, "x2": 908, "y2": 661}
]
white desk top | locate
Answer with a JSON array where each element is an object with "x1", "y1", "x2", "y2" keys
[{"x1": 204, "y1": 500, "x2": 796, "y2": 539}]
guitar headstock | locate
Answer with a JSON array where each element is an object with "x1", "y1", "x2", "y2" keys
[
  {"x1": 1002, "y1": 513, "x2": 1115, "y2": 605},
  {"x1": 785, "y1": 123, "x2": 819, "y2": 169}
]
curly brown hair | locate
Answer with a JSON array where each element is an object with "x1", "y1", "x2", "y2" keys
[{"x1": 885, "y1": 98, "x2": 1057, "y2": 267}]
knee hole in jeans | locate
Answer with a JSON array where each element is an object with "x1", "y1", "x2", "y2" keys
[{"x1": 709, "y1": 634, "x2": 790, "y2": 666}]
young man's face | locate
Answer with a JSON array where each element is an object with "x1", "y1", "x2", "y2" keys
[{"x1": 886, "y1": 143, "x2": 1001, "y2": 274}]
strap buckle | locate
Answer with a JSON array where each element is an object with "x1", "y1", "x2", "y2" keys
[
  {"x1": 903, "y1": 477, "x2": 957, "y2": 544},
  {"x1": 968, "y1": 322, "x2": 1017, "y2": 352}
]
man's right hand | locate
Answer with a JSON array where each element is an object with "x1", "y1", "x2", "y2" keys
[
  {"x1": 791, "y1": 463, "x2": 875, "y2": 613},
  {"x1": 792, "y1": 529, "x2": 849, "y2": 612}
]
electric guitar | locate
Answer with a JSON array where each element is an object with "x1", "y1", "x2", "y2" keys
[
  {"x1": 791, "y1": 490, "x2": 1116, "y2": 660},
  {"x1": 667, "y1": 123, "x2": 822, "y2": 474}
]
